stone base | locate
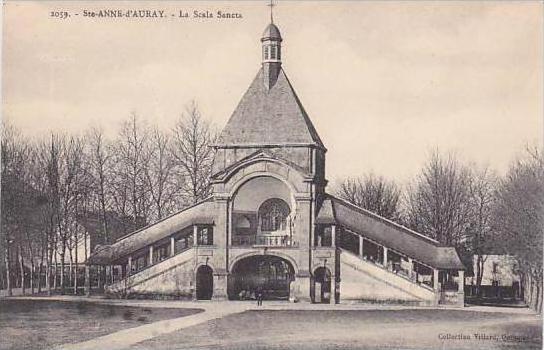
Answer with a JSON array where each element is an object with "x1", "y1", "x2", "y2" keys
[
  {"x1": 213, "y1": 274, "x2": 228, "y2": 300},
  {"x1": 293, "y1": 276, "x2": 311, "y2": 302}
]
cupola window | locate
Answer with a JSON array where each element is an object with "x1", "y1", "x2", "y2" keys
[
  {"x1": 270, "y1": 45, "x2": 277, "y2": 60},
  {"x1": 264, "y1": 46, "x2": 269, "y2": 60}
]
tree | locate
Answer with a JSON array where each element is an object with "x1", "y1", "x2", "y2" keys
[
  {"x1": 86, "y1": 127, "x2": 112, "y2": 243},
  {"x1": 171, "y1": 101, "x2": 216, "y2": 205},
  {"x1": 35, "y1": 134, "x2": 88, "y2": 294},
  {"x1": 493, "y1": 146, "x2": 543, "y2": 312},
  {"x1": 405, "y1": 151, "x2": 472, "y2": 246},
  {"x1": 1, "y1": 122, "x2": 29, "y2": 295},
  {"x1": 465, "y1": 166, "x2": 497, "y2": 296},
  {"x1": 110, "y1": 114, "x2": 150, "y2": 228},
  {"x1": 335, "y1": 173, "x2": 402, "y2": 222},
  {"x1": 144, "y1": 128, "x2": 181, "y2": 221},
  {"x1": 1, "y1": 123, "x2": 46, "y2": 295}
]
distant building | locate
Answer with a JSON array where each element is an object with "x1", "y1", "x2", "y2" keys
[
  {"x1": 465, "y1": 255, "x2": 522, "y2": 299},
  {"x1": 88, "y1": 19, "x2": 465, "y2": 305}
]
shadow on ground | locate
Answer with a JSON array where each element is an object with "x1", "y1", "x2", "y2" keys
[{"x1": 0, "y1": 299, "x2": 203, "y2": 350}]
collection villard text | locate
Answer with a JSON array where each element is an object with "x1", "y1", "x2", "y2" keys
[{"x1": 50, "y1": 9, "x2": 243, "y2": 20}]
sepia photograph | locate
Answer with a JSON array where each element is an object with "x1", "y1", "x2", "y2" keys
[{"x1": 1, "y1": 1, "x2": 543, "y2": 349}]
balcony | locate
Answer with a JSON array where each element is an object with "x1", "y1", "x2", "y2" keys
[{"x1": 232, "y1": 234, "x2": 297, "y2": 248}]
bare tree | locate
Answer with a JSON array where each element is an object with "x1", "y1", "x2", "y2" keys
[
  {"x1": 171, "y1": 101, "x2": 216, "y2": 205},
  {"x1": 335, "y1": 173, "x2": 402, "y2": 222},
  {"x1": 111, "y1": 114, "x2": 150, "y2": 228},
  {"x1": 465, "y1": 166, "x2": 497, "y2": 296},
  {"x1": 86, "y1": 127, "x2": 112, "y2": 243},
  {"x1": 1, "y1": 122, "x2": 29, "y2": 295},
  {"x1": 493, "y1": 146, "x2": 543, "y2": 312},
  {"x1": 144, "y1": 128, "x2": 181, "y2": 221},
  {"x1": 405, "y1": 151, "x2": 472, "y2": 246},
  {"x1": 38, "y1": 134, "x2": 87, "y2": 294},
  {"x1": 1, "y1": 123, "x2": 45, "y2": 295}
]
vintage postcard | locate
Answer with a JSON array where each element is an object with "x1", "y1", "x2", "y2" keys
[{"x1": 1, "y1": 1, "x2": 543, "y2": 349}]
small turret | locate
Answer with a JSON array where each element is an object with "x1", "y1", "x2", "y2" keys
[{"x1": 261, "y1": 23, "x2": 282, "y2": 89}]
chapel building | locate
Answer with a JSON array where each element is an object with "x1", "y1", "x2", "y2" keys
[{"x1": 88, "y1": 21, "x2": 465, "y2": 305}]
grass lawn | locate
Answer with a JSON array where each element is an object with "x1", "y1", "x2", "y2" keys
[
  {"x1": 129, "y1": 309, "x2": 542, "y2": 350},
  {"x1": 0, "y1": 299, "x2": 203, "y2": 350}
]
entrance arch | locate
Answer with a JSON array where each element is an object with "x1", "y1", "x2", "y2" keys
[
  {"x1": 313, "y1": 267, "x2": 332, "y2": 304},
  {"x1": 228, "y1": 255, "x2": 295, "y2": 301},
  {"x1": 196, "y1": 265, "x2": 213, "y2": 300}
]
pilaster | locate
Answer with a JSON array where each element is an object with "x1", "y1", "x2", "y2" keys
[
  {"x1": 292, "y1": 270, "x2": 311, "y2": 302},
  {"x1": 212, "y1": 271, "x2": 228, "y2": 300}
]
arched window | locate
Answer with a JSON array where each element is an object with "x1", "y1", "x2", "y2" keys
[{"x1": 258, "y1": 198, "x2": 290, "y2": 232}]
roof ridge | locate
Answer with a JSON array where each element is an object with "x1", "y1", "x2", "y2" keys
[
  {"x1": 279, "y1": 69, "x2": 325, "y2": 149},
  {"x1": 114, "y1": 197, "x2": 214, "y2": 242},
  {"x1": 327, "y1": 194, "x2": 441, "y2": 246}
]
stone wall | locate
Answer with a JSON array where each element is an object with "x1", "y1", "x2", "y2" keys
[
  {"x1": 339, "y1": 250, "x2": 436, "y2": 305},
  {"x1": 106, "y1": 249, "x2": 196, "y2": 299}
]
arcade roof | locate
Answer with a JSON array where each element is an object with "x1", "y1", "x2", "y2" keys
[{"x1": 317, "y1": 195, "x2": 465, "y2": 270}]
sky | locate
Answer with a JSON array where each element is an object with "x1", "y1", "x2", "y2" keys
[{"x1": 3, "y1": 1, "x2": 543, "y2": 184}]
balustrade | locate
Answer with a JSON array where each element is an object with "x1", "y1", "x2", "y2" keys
[{"x1": 232, "y1": 234, "x2": 295, "y2": 247}]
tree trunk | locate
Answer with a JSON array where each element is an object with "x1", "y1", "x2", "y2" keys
[
  {"x1": 18, "y1": 245, "x2": 25, "y2": 295},
  {"x1": 536, "y1": 279, "x2": 542, "y2": 314},
  {"x1": 4, "y1": 242, "x2": 12, "y2": 296},
  {"x1": 53, "y1": 248, "x2": 58, "y2": 290},
  {"x1": 37, "y1": 262, "x2": 43, "y2": 294},
  {"x1": 529, "y1": 275, "x2": 536, "y2": 309},
  {"x1": 46, "y1": 242, "x2": 53, "y2": 296},
  {"x1": 60, "y1": 251, "x2": 65, "y2": 295},
  {"x1": 97, "y1": 265, "x2": 102, "y2": 291},
  {"x1": 29, "y1": 263, "x2": 35, "y2": 294},
  {"x1": 73, "y1": 230, "x2": 79, "y2": 295},
  {"x1": 68, "y1": 255, "x2": 73, "y2": 293},
  {"x1": 476, "y1": 255, "x2": 484, "y2": 297},
  {"x1": 45, "y1": 259, "x2": 50, "y2": 296},
  {"x1": 68, "y1": 233, "x2": 73, "y2": 292},
  {"x1": 84, "y1": 264, "x2": 90, "y2": 297}
]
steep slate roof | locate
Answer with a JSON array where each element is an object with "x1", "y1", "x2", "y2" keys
[
  {"x1": 215, "y1": 68, "x2": 325, "y2": 149},
  {"x1": 87, "y1": 199, "x2": 216, "y2": 265},
  {"x1": 318, "y1": 195, "x2": 465, "y2": 270}
]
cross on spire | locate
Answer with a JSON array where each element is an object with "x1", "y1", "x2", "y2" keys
[{"x1": 267, "y1": 0, "x2": 275, "y2": 23}]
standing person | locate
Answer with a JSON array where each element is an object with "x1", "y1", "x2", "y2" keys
[{"x1": 257, "y1": 287, "x2": 263, "y2": 306}]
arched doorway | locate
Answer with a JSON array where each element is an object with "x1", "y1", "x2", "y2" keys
[
  {"x1": 313, "y1": 267, "x2": 332, "y2": 304},
  {"x1": 196, "y1": 265, "x2": 213, "y2": 300},
  {"x1": 229, "y1": 255, "x2": 295, "y2": 300}
]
